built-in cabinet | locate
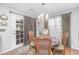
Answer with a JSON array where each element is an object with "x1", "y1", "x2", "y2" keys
[{"x1": 10, "y1": 14, "x2": 24, "y2": 49}]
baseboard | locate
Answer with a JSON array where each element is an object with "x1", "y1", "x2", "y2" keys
[
  {"x1": 0, "y1": 48, "x2": 16, "y2": 54},
  {"x1": 71, "y1": 47, "x2": 79, "y2": 50}
]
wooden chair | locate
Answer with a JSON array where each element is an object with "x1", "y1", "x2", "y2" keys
[
  {"x1": 35, "y1": 38, "x2": 52, "y2": 55},
  {"x1": 28, "y1": 31, "x2": 35, "y2": 50},
  {"x1": 54, "y1": 32, "x2": 68, "y2": 55}
]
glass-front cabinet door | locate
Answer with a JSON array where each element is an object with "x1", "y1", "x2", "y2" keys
[{"x1": 16, "y1": 18, "x2": 24, "y2": 45}]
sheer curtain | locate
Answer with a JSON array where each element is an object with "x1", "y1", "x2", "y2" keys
[{"x1": 48, "y1": 16, "x2": 62, "y2": 42}]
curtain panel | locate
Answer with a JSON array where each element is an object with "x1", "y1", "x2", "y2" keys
[
  {"x1": 61, "y1": 12, "x2": 71, "y2": 47},
  {"x1": 24, "y1": 16, "x2": 36, "y2": 45}
]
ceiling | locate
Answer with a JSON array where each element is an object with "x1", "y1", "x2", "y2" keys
[{"x1": 0, "y1": 3, "x2": 79, "y2": 18}]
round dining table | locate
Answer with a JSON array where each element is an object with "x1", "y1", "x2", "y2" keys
[
  {"x1": 50, "y1": 37, "x2": 60, "y2": 47},
  {"x1": 37, "y1": 36, "x2": 60, "y2": 47}
]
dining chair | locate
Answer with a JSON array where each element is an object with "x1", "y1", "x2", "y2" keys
[
  {"x1": 28, "y1": 31, "x2": 35, "y2": 50},
  {"x1": 54, "y1": 32, "x2": 68, "y2": 55},
  {"x1": 34, "y1": 38, "x2": 52, "y2": 55}
]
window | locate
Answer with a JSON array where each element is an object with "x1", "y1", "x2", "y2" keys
[{"x1": 48, "y1": 16, "x2": 62, "y2": 40}]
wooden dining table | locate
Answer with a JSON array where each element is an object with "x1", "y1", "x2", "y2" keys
[{"x1": 37, "y1": 36, "x2": 60, "y2": 47}]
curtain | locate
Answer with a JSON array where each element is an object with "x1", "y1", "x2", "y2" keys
[
  {"x1": 24, "y1": 16, "x2": 36, "y2": 45},
  {"x1": 62, "y1": 12, "x2": 71, "y2": 47},
  {"x1": 48, "y1": 16, "x2": 62, "y2": 42},
  {"x1": 36, "y1": 18, "x2": 44, "y2": 36}
]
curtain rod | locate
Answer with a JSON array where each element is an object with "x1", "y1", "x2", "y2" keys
[
  {"x1": 9, "y1": 11, "x2": 36, "y2": 19},
  {"x1": 52, "y1": 11, "x2": 72, "y2": 17},
  {"x1": 9, "y1": 11, "x2": 25, "y2": 16},
  {"x1": 52, "y1": 7, "x2": 79, "y2": 17}
]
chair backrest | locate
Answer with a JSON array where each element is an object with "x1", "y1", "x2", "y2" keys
[
  {"x1": 28, "y1": 31, "x2": 34, "y2": 43},
  {"x1": 62, "y1": 32, "x2": 68, "y2": 47},
  {"x1": 35, "y1": 38, "x2": 52, "y2": 55}
]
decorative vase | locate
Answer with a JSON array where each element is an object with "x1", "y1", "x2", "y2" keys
[{"x1": 44, "y1": 28, "x2": 49, "y2": 36}]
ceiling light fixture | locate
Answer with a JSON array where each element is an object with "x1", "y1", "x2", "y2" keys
[
  {"x1": 42, "y1": 3, "x2": 45, "y2": 5},
  {"x1": 30, "y1": 9, "x2": 34, "y2": 11},
  {"x1": 37, "y1": 13, "x2": 49, "y2": 36},
  {"x1": 37, "y1": 3, "x2": 49, "y2": 36}
]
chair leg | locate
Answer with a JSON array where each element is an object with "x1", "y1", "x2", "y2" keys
[
  {"x1": 53, "y1": 49, "x2": 58, "y2": 55},
  {"x1": 53, "y1": 49, "x2": 65, "y2": 55},
  {"x1": 56, "y1": 50, "x2": 63, "y2": 55},
  {"x1": 30, "y1": 45, "x2": 32, "y2": 50},
  {"x1": 63, "y1": 50, "x2": 65, "y2": 55},
  {"x1": 34, "y1": 47, "x2": 37, "y2": 55}
]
